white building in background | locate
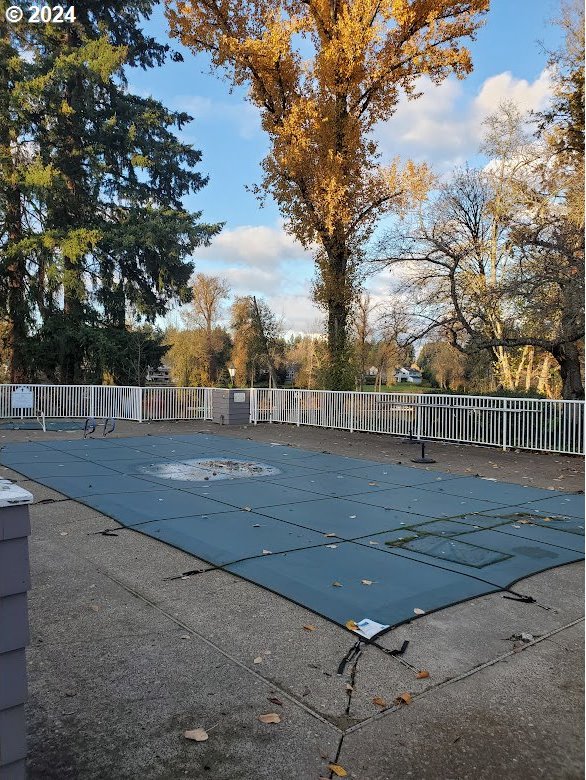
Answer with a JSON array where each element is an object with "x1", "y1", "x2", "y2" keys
[
  {"x1": 394, "y1": 367, "x2": 423, "y2": 385},
  {"x1": 146, "y1": 364, "x2": 172, "y2": 384}
]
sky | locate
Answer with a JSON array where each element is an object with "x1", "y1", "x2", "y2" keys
[{"x1": 127, "y1": 0, "x2": 563, "y2": 334}]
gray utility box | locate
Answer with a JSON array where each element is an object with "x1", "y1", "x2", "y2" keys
[
  {"x1": 212, "y1": 388, "x2": 250, "y2": 425},
  {"x1": 0, "y1": 481, "x2": 32, "y2": 780}
]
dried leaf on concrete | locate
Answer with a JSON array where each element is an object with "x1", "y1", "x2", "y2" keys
[
  {"x1": 394, "y1": 692, "x2": 412, "y2": 706},
  {"x1": 184, "y1": 728, "x2": 209, "y2": 742},
  {"x1": 416, "y1": 670, "x2": 430, "y2": 679},
  {"x1": 303, "y1": 624, "x2": 317, "y2": 631},
  {"x1": 373, "y1": 696, "x2": 387, "y2": 708},
  {"x1": 258, "y1": 713, "x2": 281, "y2": 724},
  {"x1": 328, "y1": 763, "x2": 348, "y2": 777}
]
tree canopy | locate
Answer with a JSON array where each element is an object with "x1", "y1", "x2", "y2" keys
[
  {"x1": 0, "y1": 0, "x2": 221, "y2": 383},
  {"x1": 165, "y1": 0, "x2": 489, "y2": 388}
]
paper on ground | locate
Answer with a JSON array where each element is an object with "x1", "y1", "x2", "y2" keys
[{"x1": 355, "y1": 618, "x2": 390, "y2": 639}]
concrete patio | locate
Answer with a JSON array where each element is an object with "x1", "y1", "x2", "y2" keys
[{"x1": 1, "y1": 420, "x2": 583, "y2": 779}]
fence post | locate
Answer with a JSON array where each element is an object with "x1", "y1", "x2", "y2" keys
[
  {"x1": 349, "y1": 392, "x2": 354, "y2": 433},
  {"x1": 416, "y1": 396, "x2": 423, "y2": 440},
  {"x1": 296, "y1": 391, "x2": 300, "y2": 427},
  {"x1": 137, "y1": 387, "x2": 143, "y2": 423},
  {"x1": 90, "y1": 385, "x2": 95, "y2": 418},
  {"x1": 502, "y1": 398, "x2": 508, "y2": 451}
]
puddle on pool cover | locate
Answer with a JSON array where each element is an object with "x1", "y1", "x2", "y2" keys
[{"x1": 140, "y1": 458, "x2": 281, "y2": 482}]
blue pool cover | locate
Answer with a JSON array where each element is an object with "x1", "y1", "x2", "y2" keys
[{"x1": 3, "y1": 433, "x2": 583, "y2": 636}]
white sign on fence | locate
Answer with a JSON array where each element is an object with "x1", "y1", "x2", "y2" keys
[{"x1": 11, "y1": 386, "x2": 34, "y2": 410}]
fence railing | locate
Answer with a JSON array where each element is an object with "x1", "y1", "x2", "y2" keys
[
  {"x1": 1, "y1": 384, "x2": 583, "y2": 455},
  {"x1": 141, "y1": 387, "x2": 213, "y2": 421},
  {"x1": 249, "y1": 388, "x2": 585, "y2": 455},
  {"x1": 0, "y1": 384, "x2": 212, "y2": 423}
]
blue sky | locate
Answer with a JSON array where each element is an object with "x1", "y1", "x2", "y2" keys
[{"x1": 128, "y1": 1, "x2": 563, "y2": 333}]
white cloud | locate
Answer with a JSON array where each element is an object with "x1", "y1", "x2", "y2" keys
[
  {"x1": 473, "y1": 69, "x2": 553, "y2": 118},
  {"x1": 196, "y1": 224, "x2": 312, "y2": 270},
  {"x1": 375, "y1": 68, "x2": 554, "y2": 169},
  {"x1": 268, "y1": 291, "x2": 324, "y2": 335},
  {"x1": 187, "y1": 223, "x2": 323, "y2": 330}
]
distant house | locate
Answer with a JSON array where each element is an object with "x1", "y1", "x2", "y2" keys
[
  {"x1": 394, "y1": 367, "x2": 423, "y2": 385},
  {"x1": 146, "y1": 364, "x2": 172, "y2": 385}
]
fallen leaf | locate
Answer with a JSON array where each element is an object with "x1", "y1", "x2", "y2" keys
[
  {"x1": 345, "y1": 619, "x2": 359, "y2": 631},
  {"x1": 368, "y1": 482, "x2": 378, "y2": 486},
  {"x1": 243, "y1": 506, "x2": 252, "y2": 512},
  {"x1": 416, "y1": 670, "x2": 430, "y2": 679},
  {"x1": 332, "y1": 581, "x2": 343, "y2": 587},
  {"x1": 267, "y1": 697, "x2": 283, "y2": 706},
  {"x1": 324, "y1": 533, "x2": 337, "y2": 538},
  {"x1": 394, "y1": 692, "x2": 412, "y2": 706},
  {"x1": 326, "y1": 544, "x2": 338, "y2": 549},
  {"x1": 361, "y1": 579, "x2": 374, "y2": 586},
  {"x1": 345, "y1": 683, "x2": 353, "y2": 691},
  {"x1": 413, "y1": 608, "x2": 426, "y2": 615},
  {"x1": 253, "y1": 656, "x2": 263, "y2": 664},
  {"x1": 373, "y1": 696, "x2": 387, "y2": 708},
  {"x1": 89, "y1": 604, "x2": 100, "y2": 612},
  {"x1": 59, "y1": 532, "x2": 68, "y2": 536},
  {"x1": 262, "y1": 549, "x2": 272, "y2": 555},
  {"x1": 180, "y1": 634, "x2": 191, "y2": 640},
  {"x1": 258, "y1": 713, "x2": 281, "y2": 724},
  {"x1": 303, "y1": 624, "x2": 317, "y2": 631},
  {"x1": 328, "y1": 763, "x2": 348, "y2": 777},
  {"x1": 184, "y1": 728, "x2": 208, "y2": 742}
]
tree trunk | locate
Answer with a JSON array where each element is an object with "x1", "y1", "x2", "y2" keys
[
  {"x1": 323, "y1": 238, "x2": 352, "y2": 390},
  {"x1": 6, "y1": 186, "x2": 27, "y2": 383},
  {"x1": 525, "y1": 347, "x2": 534, "y2": 392},
  {"x1": 552, "y1": 342, "x2": 585, "y2": 400},
  {"x1": 537, "y1": 354, "x2": 552, "y2": 397}
]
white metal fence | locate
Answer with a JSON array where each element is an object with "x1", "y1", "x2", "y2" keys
[
  {"x1": 141, "y1": 387, "x2": 213, "y2": 421},
  {"x1": 249, "y1": 388, "x2": 585, "y2": 455},
  {"x1": 1, "y1": 384, "x2": 583, "y2": 454},
  {"x1": 0, "y1": 384, "x2": 213, "y2": 423}
]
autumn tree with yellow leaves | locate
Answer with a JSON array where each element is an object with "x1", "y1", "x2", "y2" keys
[{"x1": 165, "y1": 0, "x2": 489, "y2": 388}]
